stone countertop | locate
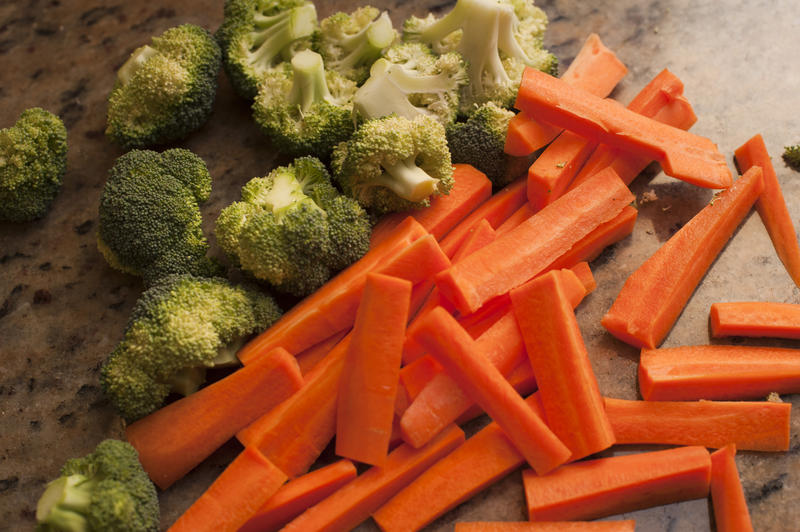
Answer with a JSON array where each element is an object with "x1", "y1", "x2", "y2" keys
[{"x1": 1, "y1": 0, "x2": 798, "y2": 530}]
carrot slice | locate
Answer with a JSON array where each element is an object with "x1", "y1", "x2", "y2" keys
[
  {"x1": 336, "y1": 274, "x2": 412, "y2": 466},
  {"x1": 523, "y1": 446, "x2": 711, "y2": 522},
  {"x1": 437, "y1": 167, "x2": 634, "y2": 314},
  {"x1": 604, "y1": 397, "x2": 791, "y2": 452},
  {"x1": 710, "y1": 445, "x2": 754, "y2": 532},
  {"x1": 735, "y1": 133, "x2": 800, "y2": 287},
  {"x1": 710, "y1": 301, "x2": 800, "y2": 339},
  {"x1": 510, "y1": 271, "x2": 615, "y2": 460},
  {"x1": 455, "y1": 522, "x2": 637, "y2": 532},
  {"x1": 527, "y1": 130, "x2": 598, "y2": 210},
  {"x1": 125, "y1": 347, "x2": 303, "y2": 490},
  {"x1": 602, "y1": 166, "x2": 763, "y2": 349},
  {"x1": 238, "y1": 460, "x2": 357, "y2": 532},
  {"x1": 167, "y1": 446, "x2": 287, "y2": 532},
  {"x1": 639, "y1": 344, "x2": 800, "y2": 401},
  {"x1": 516, "y1": 68, "x2": 732, "y2": 189},
  {"x1": 280, "y1": 425, "x2": 464, "y2": 532},
  {"x1": 295, "y1": 330, "x2": 349, "y2": 376}
]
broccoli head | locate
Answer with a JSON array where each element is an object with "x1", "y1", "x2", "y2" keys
[
  {"x1": 100, "y1": 275, "x2": 282, "y2": 421},
  {"x1": 97, "y1": 149, "x2": 221, "y2": 284},
  {"x1": 217, "y1": 0, "x2": 318, "y2": 100},
  {"x1": 784, "y1": 145, "x2": 800, "y2": 170},
  {"x1": 0, "y1": 108, "x2": 67, "y2": 222},
  {"x1": 252, "y1": 50, "x2": 357, "y2": 159},
  {"x1": 35, "y1": 439, "x2": 159, "y2": 532},
  {"x1": 353, "y1": 42, "x2": 467, "y2": 126},
  {"x1": 312, "y1": 6, "x2": 397, "y2": 84},
  {"x1": 106, "y1": 24, "x2": 222, "y2": 149},
  {"x1": 215, "y1": 156, "x2": 371, "y2": 296},
  {"x1": 331, "y1": 114, "x2": 454, "y2": 215},
  {"x1": 403, "y1": 0, "x2": 557, "y2": 112}
]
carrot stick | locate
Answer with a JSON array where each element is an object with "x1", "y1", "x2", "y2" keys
[
  {"x1": 604, "y1": 397, "x2": 791, "y2": 452},
  {"x1": 710, "y1": 445, "x2": 754, "y2": 532},
  {"x1": 238, "y1": 460, "x2": 357, "y2": 532},
  {"x1": 735, "y1": 133, "x2": 800, "y2": 287},
  {"x1": 295, "y1": 330, "x2": 349, "y2": 376},
  {"x1": 639, "y1": 344, "x2": 800, "y2": 401},
  {"x1": 602, "y1": 167, "x2": 763, "y2": 349},
  {"x1": 167, "y1": 446, "x2": 287, "y2": 532},
  {"x1": 436, "y1": 167, "x2": 634, "y2": 314},
  {"x1": 710, "y1": 301, "x2": 800, "y2": 339},
  {"x1": 125, "y1": 347, "x2": 303, "y2": 490},
  {"x1": 280, "y1": 425, "x2": 465, "y2": 532},
  {"x1": 568, "y1": 261, "x2": 596, "y2": 294},
  {"x1": 523, "y1": 446, "x2": 711, "y2": 522},
  {"x1": 527, "y1": 130, "x2": 598, "y2": 210},
  {"x1": 370, "y1": 164, "x2": 492, "y2": 246},
  {"x1": 495, "y1": 203, "x2": 535, "y2": 235},
  {"x1": 455, "y1": 522, "x2": 637, "y2": 532},
  {"x1": 399, "y1": 355, "x2": 443, "y2": 401},
  {"x1": 516, "y1": 68, "x2": 732, "y2": 189},
  {"x1": 409, "y1": 307, "x2": 570, "y2": 473},
  {"x1": 336, "y1": 274, "x2": 412, "y2": 466},
  {"x1": 455, "y1": 359, "x2": 538, "y2": 425},
  {"x1": 505, "y1": 111, "x2": 558, "y2": 157}
]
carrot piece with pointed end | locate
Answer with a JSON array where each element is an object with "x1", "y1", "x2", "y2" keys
[
  {"x1": 455, "y1": 522, "x2": 637, "y2": 532},
  {"x1": 281, "y1": 425, "x2": 464, "y2": 532},
  {"x1": 238, "y1": 460, "x2": 357, "y2": 532},
  {"x1": 523, "y1": 446, "x2": 711, "y2": 522},
  {"x1": 711, "y1": 445, "x2": 754, "y2": 532},
  {"x1": 710, "y1": 301, "x2": 800, "y2": 339},
  {"x1": 602, "y1": 167, "x2": 764, "y2": 349},
  {"x1": 639, "y1": 344, "x2": 800, "y2": 401},
  {"x1": 295, "y1": 330, "x2": 349, "y2": 376},
  {"x1": 167, "y1": 446, "x2": 286, "y2": 532},
  {"x1": 604, "y1": 397, "x2": 791, "y2": 452},
  {"x1": 735, "y1": 133, "x2": 800, "y2": 287},
  {"x1": 337, "y1": 274, "x2": 412, "y2": 466},
  {"x1": 516, "y1": 68, "x2": 732, "y2": 189},
  {"x1": 125, "y1": 347, "x2": 303, "y2": 490}
]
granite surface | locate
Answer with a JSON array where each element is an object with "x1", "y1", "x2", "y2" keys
[{"x1": 1, "y1": 0, "x2": 799, "y2": 530}]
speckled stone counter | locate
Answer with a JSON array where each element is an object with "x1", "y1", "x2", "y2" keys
[{"x1": 1, "y1": 1, "x2": 798, "y2": 530}]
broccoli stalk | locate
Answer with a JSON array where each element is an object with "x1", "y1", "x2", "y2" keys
[
  {"x1": 116, "y1": 46, "x2": 158, "y2": 85},
  {"x1": 288, "y1": 50, "x2": 337, "y2": 114},
  {"x1": 248, "y1": 4, "x2": 318, "y2": 69},
  {"x1": 330, "y1": 12, "x2": 394, "y2": 71},
  {"x1": 37, "y1": 475, "x2": 104, "y2": 531},
  {"x1": 379, "y1": 157, "x2": 439, "y2": 202}
]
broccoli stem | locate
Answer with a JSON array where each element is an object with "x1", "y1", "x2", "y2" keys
[
  {"x1": 332, "y1": 12, "x2": 395, "y2": 71},
  {"x1": 378, "y1": 158, "x2": 438, "y2": 202},
  {"x1": 289, "y1": 50, "x2": 333, "y2": 114},
  {"x1": 169, "y1": 366, "x2": 207, "y2": 396},
  {"x1": 116, "y1": 45, "x2": 158, "y2": 86},
  {"x1": 36, "y1": 475, "x2": 93, "y2": 532},
  {"x1": 248, "y1": 4, "x2": 317, "y2": 69}
]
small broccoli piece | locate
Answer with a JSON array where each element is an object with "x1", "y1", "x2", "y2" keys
[
  {"x1": 215, "y1": 156, "x2": 371, "y2": 296},
  {"x1": 106, "y1": 24, "x2": 221, "y2": 149},
  {"x1": 331, "y1": 114, "x2": 454, "y2": 215},
  {"x1": 353, "y1": 42, "x2": 467, "y2": 126},
  {"x1": 217, "y1": 0, "x2": 318, "y2": 100},
  {"x1": 403, "y1": 0, "x2": 557, "y2": 112},
  {"x1": 0, "y1": 108, "x2": 67, "y2": 222},
  {"x1": 35, "y1": 439, "x2": 159, "y2": 532},
  {"x1": 252, "y1": 50, "x2": 357, "y2": 159},
  {"x1": 100, "y1": 275, "x2": 281, "y2": 420},
  {"x1": 97, "y1": 149, "x2": 221, "y2": 284},
  {"x1": 784, "y1": 145, "x2": 800, "y2": 170},
  {"x1": 312, "y1": 6, "x2": 397, "y2": 84}
]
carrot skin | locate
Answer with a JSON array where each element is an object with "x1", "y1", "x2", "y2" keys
[
  {"x1": 711, "y1": 301, "x2": 800, "y2": 339},
  {"x1": 710, "y1": 445, "x2": 754, "y2": 532},
  {"x1": 454, "y1": 522, "x2": 637, "y2": 532}
]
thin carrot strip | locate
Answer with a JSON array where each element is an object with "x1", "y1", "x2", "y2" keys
[
  {"x1": 125, "y1": 347, "x2": 303, "y2": 490},
  {"x1": 639, "y1": 344, "x2": 800, "y2": 401},
  {"x1": 523, "y1": 446, "x2": 711, "y2": 522},
  {"x1": 455, "y1": 360, "x2": 538, "y2": 425},
  {"x1": 735, "y1": 133, "x2": 800, "y2": 287},
  {"x1": 710, "y1": 445, "x2": 754, "y2": 532},
  {"x1": 455, "y1": 522, "x2": 637, "y2": 532},
  {"x1": 602, "y1": 167, "x2": 763, "y2": 349},
  {"x1": 296, "y1": 330, "x2": 349, "y2": 376},
  {"x1": 527, "y1": 131, "x2": 598, "y2": 210},
  {"x1": 710, "y1": 301, "x2": 800, "y2": 339}
]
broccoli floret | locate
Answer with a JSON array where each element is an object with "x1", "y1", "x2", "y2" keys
[
  {"x1": 312, "y1": 6, "x2": 397, "y2": 84},
  {"x1": 97, "y1": 149, "x2": 221, "y2": 284},
  {"x1": 353, "y1": 42, "x2": 467, "y2": 126},
  {"x1": 215, "y1": 156, "x2": 371, "y2": 296},
  {"x1": 35, "y1": 439, "x2": 159, "y2": 532},
  {"x1": 784, "y1": 145, "x2": 800, "y2": 170},
  {"x1": 217, "y1": 0, "x2": 318, "y2": 100},
  {"x1": 106, "y1": 24, "x2": 221, "y2": 149},
  {"x1": 0, "y1": 108, "x2": 67, "y2": 222},
  {"x1": 100, "y1": 275, "x2": 281, "y2": 420},
  {"x1": 252, "y1": 50, "x2": 357, "y2": 159},
  {"x1": 403, "y1": 0, "x2": 557, "y2": 112},
  {"x1": 331, "y1": 114, "x2": 454, "y2": 215}
]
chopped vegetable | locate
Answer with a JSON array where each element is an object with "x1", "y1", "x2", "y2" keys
[
  {"x1": 710, "y1": 445, "x2": 754, "y2": 532},
  {"x1": 710, "y1": 301, "x2": 800, "y2": 339}
]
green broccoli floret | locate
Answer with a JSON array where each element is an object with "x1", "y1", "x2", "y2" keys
[
  {"x1": 215, "y1": 156, "x2": 371, "y2": 296},
  {"x1": 784, "y1": 145, "x2": 800, "y2": 170},
  {"x1": 100, "y1": 275, "x2": 281, "y2": 421},
  {"x1": 97, "y1": 149, "x2": 221, "y2": 284},
  {"x1": 331, "y1": 114, "x2": 454, "y2": 215},
  {"x1": 403, "y1": 0, "x2": 557, "y2": 112},
  {"x1": 0, "y1": 108, "x2": 67, "y2": 222},
  {"x1": 252, "y1": 50, "x2": 357, "y2": 159},
  {"x1": 312, "y1": 6, "x2": 397, "y2": 84},
  {"x1": 106, "y1": 24, "x2": 221, "y2": 149},
  {"x1": 353, "y1": 42, "x2": 467, "y2": 126},
  {"x1": 35, "y1": 439, "x2": 159, "y2": 532},
  {"x1": 216, "y1": 0, "x2": 318, "y2": 100}
]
